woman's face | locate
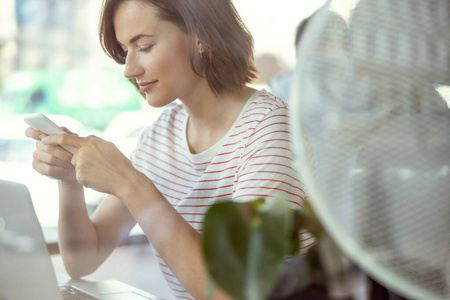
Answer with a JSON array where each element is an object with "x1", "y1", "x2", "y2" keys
[{"x1": 113, "y1": 1, "x2": 203, "y2": 107}]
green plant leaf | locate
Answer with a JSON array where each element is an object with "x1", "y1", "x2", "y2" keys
[
  {"x1": 202, "y1": 198, "x2": 299, "y2": 300},
  {"x1": 202, "y1": 200, "x2": 258, "y2": 299}
]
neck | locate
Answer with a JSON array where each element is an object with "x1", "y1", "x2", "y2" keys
[{"x1": 182, "y1": 85, "x2": 256, "y2": 154}]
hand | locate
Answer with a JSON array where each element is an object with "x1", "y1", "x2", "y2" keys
[
  {"x1": 40, "y1": 134, "x2": 138, "y2": 196},
  {"x1": 25, "y1": 127, "x2": 78, "y2": 183}
]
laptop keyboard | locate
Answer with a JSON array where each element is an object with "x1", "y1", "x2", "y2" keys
[{"x1": 60, "y1": 285, "x2": 101, "y2": 300}]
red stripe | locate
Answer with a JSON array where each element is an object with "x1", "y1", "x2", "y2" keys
[
  {"x1": 237, "y1": 178, "x2": 304, "y2": 194},
  {"x1": 222, "y1": 135, "x2": 249, "y2": 147},
  {"x1": 240, "y1": 138, "x2": 291, "y2": 163},
  {"x1": 239, "y1": 170, "x2": 301, "y2": 183},
  {"x1": 161, "y1": 193, "x2": 182, "y2": 202},
  {"x1": 198, "y1": 175, "x2": 235, "y2": 182},
  {"x1": 169, "y1": 285, "x2": 189, "y2": 293},
  {"x1": 243, "y1": 162, "x2": 299, "y2": 177},
  {"x1": 300, "y1": 235, "x2": 315, "y2": 243},
  {"x1": 256, "y1": 145, "x2": 291, "y2": 151},
  {"x1": 143, "y1": 143, "x2": 207, "y2": 172},
  {"x1": 245, "y1": 131, "x2": 290, "y2": 150},
  {"x1": 147, "y1": 136, "x2": 211, "y2": 167},
  {"x1": 203, "y1": 165, "x2": 238, "y2": 175},
  {"x1": 241, "y1": 112, "x2": 267, "y2": 120},
  {"x1": 191, "y1": 184, "x2": 233, "y2": 191},
  {"x1": 233, "y1": 193, "x2": 271, "y2": 198},
  {"x1": 228, "y1": 128, "x2": 255, "y2": 138},
  {"x1": 140, "y1": 149, "x2": 202, "y2": 177},
  {"x1": 134, "y1": 159, "x2": 196, "y2": 183},
  {"x1": 249, "y1": 146, "x2": 291, "y2": 158},
  {"x1": 187, "y1": 220, "x2": 205, "y2": 224},
  {"x1": 258, "y1": 101, "x2": 285, "y2": 108},
  {"x1": 173, "y1": 204, "x2": 214, "y2": 208},
  {"x1": 234, "y1": 119, "x2": 260, "y2": 129},
  {"x1": 134, "y1": 165, "x2": 193, "y2": 188},
  {"x1": 242, "y1": 137, "x2": 291, "y2": 158},
  {"x1": 161, "y1": 270, "x2": 177, "y2": 278},
  {"x1": 179, "y1": 212, "x2": 206, "y2": 216},
  {"x1": 147, "y1": 136, "x2": 185, "y2": 159},
  {"x1": 154, "y1": 181, "x2": 188, "y2": 195},
  {"x1": 161, "y1": 107, "x2": 186, "y2": 131},
  {"x1": 216, "y1": 146, "x2": 245, "y2": 156},
  {"x1": 184, "y1": 192, "x2": 233, "y2": 200},
  {"x1": 234, "y1": 186, "x2": 304, "y2": 199},
  {"x1": 248, "y1": 154, "x2": 293, "y2": 162},
  {"x1": 209, "y1": 156, "x2": 239, "y2": 166},
  {"x1": 158, "y1": 260, "x2": 168, "y2": 268},
  {"x1": 135, "y1": 153, "x2": 201, "y2": 178},
  {"x1": 244, "y1": 105, "x2": 273, "y2": 114},
  {"x1": 301, "y1": 240, "x2": 316, "y2": 249},
  {"x1": 153, "y1": 123, "x2": 183, "y2": 141},
  {"x1": 233, "y1": 194, "x2": 302, "y2": 207},
  {"x1": 150, "y1": 130, "x2": 184, "y2": 149}
]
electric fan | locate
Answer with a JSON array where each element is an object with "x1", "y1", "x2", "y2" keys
[{"x1": 290, "y1": 0, "x2": 450, "y2": 299}]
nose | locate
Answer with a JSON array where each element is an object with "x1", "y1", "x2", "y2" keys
[{"x1": 123, "y1": 51, "x2": 144, "y2": 80}]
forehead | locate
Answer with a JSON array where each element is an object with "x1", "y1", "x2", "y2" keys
[{"x1": 113, "y1": 1, "x2": 162, "y2": 44}]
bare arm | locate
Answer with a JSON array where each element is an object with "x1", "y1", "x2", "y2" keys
[
  {"x1": 25, "y1": 127, "x2": 135, "y2": 278},
  {"x1": 118, "y1": 173, "x2": 229, "y2": 300},
  {"x1": 42, "y1": 133, "x2": 233, "y2": 300},
  {"x1": 58, "y1": 184, "x2": 136, "y2": 278}
]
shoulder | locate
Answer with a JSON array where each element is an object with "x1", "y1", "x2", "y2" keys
[
  {"x1": 232, "y1": 90, "x2": 293, "y2": 152},
  {"x1": 241, "y1": 90, "x2": 291, "y2": 125},
  {"x1": 246, "y1": 89, "x2": 288, "y2": 110}
]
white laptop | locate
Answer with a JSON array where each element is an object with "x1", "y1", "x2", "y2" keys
[{"x1": 0, "y1": 179, "x2": 163, "y2": 300}]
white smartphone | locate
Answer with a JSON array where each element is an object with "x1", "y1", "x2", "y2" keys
[{"x1": 24, "y1": 113, "x2": 77, "y2": 154}]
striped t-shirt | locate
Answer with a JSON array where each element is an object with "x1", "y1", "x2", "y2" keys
[{"x1": 130, "y1": 89, "x2": 315, "y2": 299}]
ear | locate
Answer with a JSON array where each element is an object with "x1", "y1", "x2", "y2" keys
[{"x1": 195, "y1": 36, "x2": 204, "y2": 55}]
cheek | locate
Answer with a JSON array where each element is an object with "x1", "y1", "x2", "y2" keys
[
  {"x1": 159, "y1": 52, "x2": 197, "y2": 86},
  {"x1": 144, "y1": 49, "x2": 182, "y2": 80}
]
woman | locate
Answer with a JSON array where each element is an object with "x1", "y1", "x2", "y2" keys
[{"x1": 25, "y1": 0, "x2": 314, "y2": 299}]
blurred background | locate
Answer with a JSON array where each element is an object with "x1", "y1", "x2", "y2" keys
[
  {"x1": 0, "y1": 1, "x2": 329, "y2": 298},
  {"x1": 2, "y1": 2, "x2": 449, "y2": 299},
  {"x1": 0, "y1": 0, "x2": 328, "y2": 229}
]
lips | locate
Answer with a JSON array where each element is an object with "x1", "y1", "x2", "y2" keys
[{"x1": 138, "y1": 81, "x2": 157, "y2": 92}]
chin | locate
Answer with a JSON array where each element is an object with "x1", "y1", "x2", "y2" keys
[{"x1": 145, "y1": 94, "x2": 174, "y2": 108}]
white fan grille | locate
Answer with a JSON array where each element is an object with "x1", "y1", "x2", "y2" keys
[{"x1": 291, "y1": 1, "x2": 450, "y2": 299}]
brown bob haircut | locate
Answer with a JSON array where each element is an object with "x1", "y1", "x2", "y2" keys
[{"x1": 99, "y1": 0, "x2": 257, "y2": 95}]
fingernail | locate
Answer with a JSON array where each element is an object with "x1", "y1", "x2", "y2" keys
[
  {"x1": 39, "y1": 134, "x2": 46, "y2": 140},
  {"x1": 41, "y1": 137, "x2": 48, "y2": 142}
]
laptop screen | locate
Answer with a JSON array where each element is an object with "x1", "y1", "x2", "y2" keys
[{"x1": 0, "y1": 179, "x2": 61, "y2": 300}]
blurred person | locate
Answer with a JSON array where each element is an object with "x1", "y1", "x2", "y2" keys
[
  {"x1": 268, "y1": 16, "x2": 311, "y2": 102},
  {"x1": 25, "y1": 0, "x2": 314, "y2": 299},
  {"x1": 254, "y1": 52, "x2": 287, "y2": 84},
  {"x1": 296, "y1": 9, "x2": 352, "y2": 138}
]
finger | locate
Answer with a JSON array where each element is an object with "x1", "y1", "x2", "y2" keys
[
  {"x1": 32, "y1": 159, "x2": 68, "y2": 179},
  {"x1": 25, "y1": 127, "x2": 48, "y2": 141},
  {"x1": 41, "y1": 134, "x2": 85, "y2": 149},
  {"x1": 35, "y1": 142, "x2": 73, "y2": 166},
  {"x1": 61, "y1": 127, "x2": 78, "y2": 136},
  {"x1": 37, "y1": 141, "x2": 74, "y2": 162}
]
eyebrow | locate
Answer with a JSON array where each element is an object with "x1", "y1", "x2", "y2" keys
[{"x1": 129, "y1": 34, "x2": 154, "y2": 44}]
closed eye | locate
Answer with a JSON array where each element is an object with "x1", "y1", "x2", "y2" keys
[{"x1": 138, "y1": 45, "x2": 154, "y2": 53}]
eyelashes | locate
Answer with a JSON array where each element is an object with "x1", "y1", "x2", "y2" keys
[
  {"x1": 138, "y1": 45, "x2": 154, "y2": 53},
  {"x1": 119, "y1": 44, "x2": 154, "y2": 63}
]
